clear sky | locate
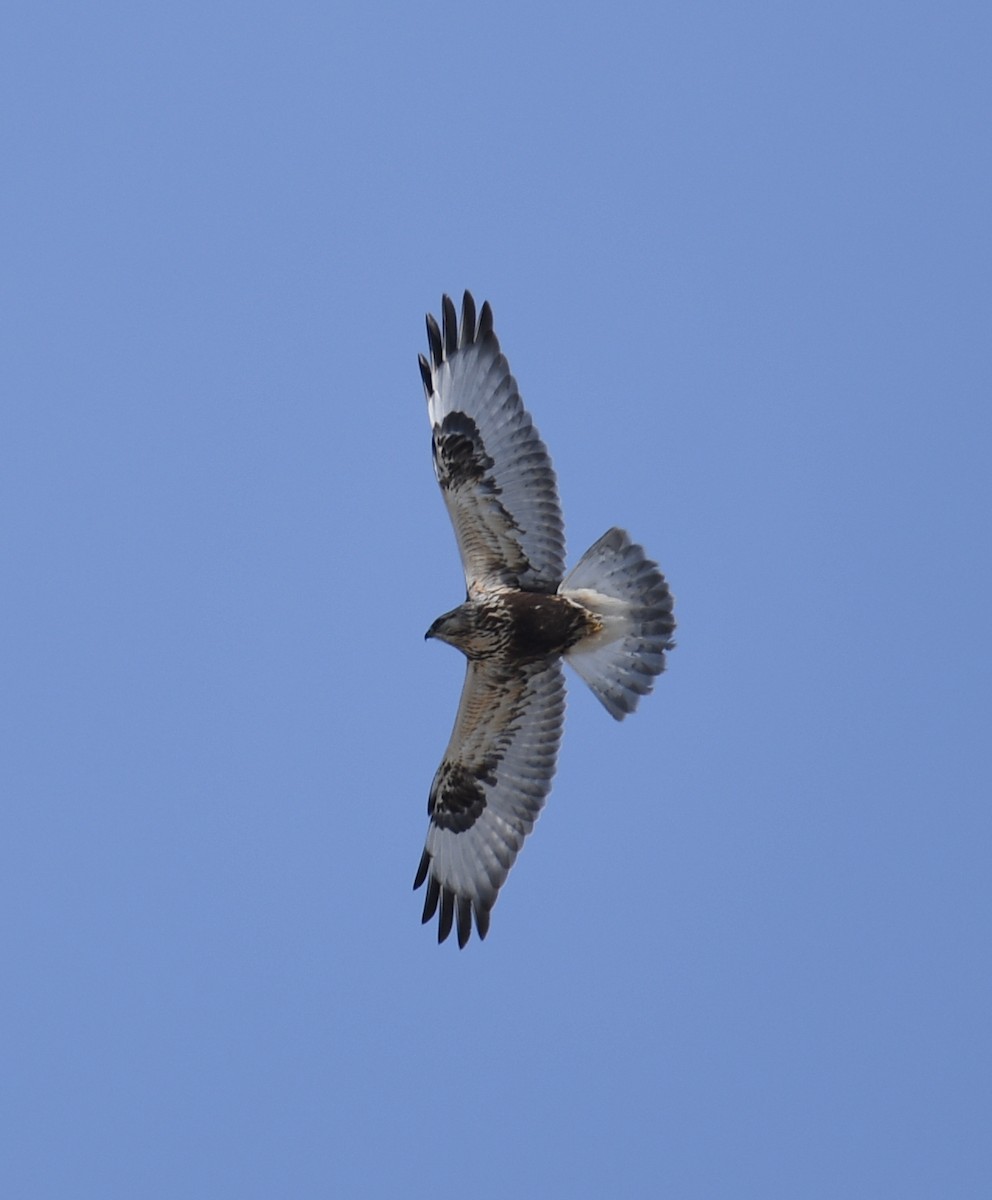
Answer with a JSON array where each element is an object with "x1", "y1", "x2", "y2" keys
[{"x1": 3, "y1": 3, "x2": 990, "y2": 1197}]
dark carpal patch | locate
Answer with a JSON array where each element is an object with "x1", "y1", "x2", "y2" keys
[
  {"x1": 429, "y1": 758, "x2": 498, "y2": 832},
  {"x1": 432, "y1": 411, "x2": 496, "y2": 492}
]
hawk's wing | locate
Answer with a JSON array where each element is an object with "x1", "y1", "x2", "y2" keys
[
  {"x1": 419, "y1": 292, "x2": 566, "y2": 596},
  {"x1": 414, "y1": 657, "x2": 566, "y2": 946}
]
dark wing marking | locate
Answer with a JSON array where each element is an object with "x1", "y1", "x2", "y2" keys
[
  {"x1": 414, "y1": 657, "x2": 566, "y2": 946},
  {"x1": 419, "y1": 291, "x2": 566, "y2": 596}
]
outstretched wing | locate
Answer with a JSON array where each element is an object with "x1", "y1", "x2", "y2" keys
[
  {"x1": 419, "y1": 292, "x2": 566, "y2": 596},
  {"x1": 414, "y1": 657, "x2": 566, "y2": 947}
]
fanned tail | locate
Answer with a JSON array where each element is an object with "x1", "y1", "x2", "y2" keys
[{"x1": 559, "y1": 527, "x2": 675, "y2": 720}]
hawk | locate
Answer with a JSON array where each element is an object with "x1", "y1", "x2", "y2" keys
[{"x1": 415, "y1": 292, "x2": 676, "y2": 946}]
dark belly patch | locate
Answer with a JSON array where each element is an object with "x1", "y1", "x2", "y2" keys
[{"x1": 501, "y1": 592, "x2": 593, "y2": 658}]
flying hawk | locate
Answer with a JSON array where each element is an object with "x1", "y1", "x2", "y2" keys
[{"x1": 415, "y1": 292, "x2": 675, "y2": 946}]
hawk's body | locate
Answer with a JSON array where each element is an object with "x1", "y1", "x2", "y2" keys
[
  {"x1": 416, "y1": 293, "x2": 675, "y2": 947},
  {"x1": 426, "y1": 590, "x2": 597, "y2": 663}
]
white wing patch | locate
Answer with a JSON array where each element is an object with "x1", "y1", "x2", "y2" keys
[
  {"x1": 414, "y1": 658, "x2": 566, "y2": 946},
  {"x1": 419, "y1": 293, "x2": 566, "y2": 596}
]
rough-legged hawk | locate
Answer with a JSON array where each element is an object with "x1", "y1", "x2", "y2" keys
[{"x1": 415, "y1": 292, "x2": 676, "y2": 947}]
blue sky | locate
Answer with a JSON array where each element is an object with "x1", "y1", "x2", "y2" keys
[{"x1": 3, "y1": 2, "x2": 990, "y2": 1196}]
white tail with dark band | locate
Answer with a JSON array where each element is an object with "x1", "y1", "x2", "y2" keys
[{"x1": 560, "y1": 527, "x2": 676, "y2": 720}]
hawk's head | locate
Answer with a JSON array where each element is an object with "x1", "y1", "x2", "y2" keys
[
  {"x1": 425, "y1": 604, "x2": 475, "y2": 648},
  {"x1": 425, "y1": 601, "x2": 506, "y2": 659}
]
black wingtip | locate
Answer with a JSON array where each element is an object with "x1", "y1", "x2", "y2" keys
[
  {"x1": 460, "y1": 291, "x2": 477, "y2": 346},
  {"x1": 424, "y1": 292, "x2": 487, "y2": 369},
  {"x1": 441, "y1": 295, "x2": 458, "y2": 357},
  {"x1": 425, "y1": 312, "x2": 442, "y2": 370},
  {"x1": 475, "y1": 905, "x2": 491, "y2": 941},
  {"x1": 456, "y1": 895, "x2": 473, "y2": 948},
  {"x1": 413, "y1": 848, "x2": 430, "y2": 891},
  {"x1": 438, "y1": 888, "x2": 454, "y2": 943},
  {"x1": 421, "y1": 875, "x2": 440, "y2": 925},
  {"x1": 417, "y1": 353, "x2": 433, "y2": 398}
]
